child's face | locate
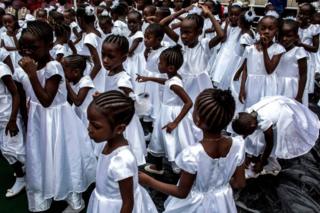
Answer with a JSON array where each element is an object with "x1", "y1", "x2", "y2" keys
[
  {"x1": 162, "y1": 0, "x2": 171, "y2": 7},
  {"x1": 63, "y1": 12, "x2": 73, "y2": 25},
  {"x1": 258, "y1": 17, "x2": 277, "y2": 43},
  {"x1": 312, "y1": 14, "x2": 320, "y2": 25},
  {"x1": 2, "y1": 15, "x2": 16, "y2": 32},
  {"x1": 180, "y1": 19, "x2": 200, "y2": 46},
  {"x1": 101, "y1": 42, "x2": 127, "y2": 71},
  {"x1": 62, "y1": 60, "x2": 77, "y2": 81},
  {"x1": 143, "y1": 7, "x2": 154, "y2": 21},
  {"x1": 229, "y1": 7, "x2": 241, "y2": 26},
  {"x1": 19, "y1": 32, "x2": 52, "y2": 62},
  {"x1": 127, "y1": 13, "x2": 141, "y2": 33},
  {"x1": 36, "y1": 11, "x2": 47, "y2": 22},
  {"x1": 158, "y1": 55, "x2": 168, "y2": 73},
  {"x1": 280, "y1": 24, "x2": 298, "y2": 49},
  {"x1": 99, "y1": 20, "x2": 112, "y2": 35},
  {"x1": 87, "y1": 103, "x2": 114, "y2": 142},
  {"x1": 298, "y1": 6, "x2": 311, "y2": 26},
  {"x1": 136, "y1": 0, "x2": 145, "y2": 11},
  {"x1": 173, "y1": 0, "x2": 183, "y2": 10},
  {"x1": 144, "y1": 30, "x2": 160, "y2": 48}
]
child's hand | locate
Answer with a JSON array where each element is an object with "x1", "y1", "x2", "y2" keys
[
  {"x1": 199, "y1": 4, "x2": 212, "y2": 17},
  {"x1": 162, "y1": 121, "x2": 178, "y2": 133},
  {"x1": 138, "y1": 171, "x2": 152, "y2": 186},
  {"x1": 253, "y1": 161, "x2": 264, "y2": 173},
  {"x1": 19, "y1": 57, "x2": 38, "y2": 76},
  {"x1": 146, "y1": 16, "x2": 157, "y2": 24},
  {"x1": 260, "y1": 36, "x2": 269, "y2": 49},
  {"x1": 239, "y1": 89, "x2": 246, "y2": 104},
  {"x1": 136, "y1": 74, "x2": 148, "y2": 83},
  {"x1": 5, "y1": 119, "x2": 19, "y2": 137}
]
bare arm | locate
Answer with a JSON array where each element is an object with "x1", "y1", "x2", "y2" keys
[
  {"x1": 262, "y1": 49, "x2": 283, "y2": 74},
  {"x1": 3, "y1": 55, "x2": 15, "y2": 74},
  {"x1": 239, "y1": 62, "x2": 247, "y2": 104},
  {"x1": 119, "y1": 177, "x2": 134, "y2": 213},
  {"x1": 128, "y1": 38, "x2": 143, "y2": 57},
  {"x1": 230, "y1": 163, "x2": 246, "y2": 189},
  {"x1": 66, "y1": 83, "x2": 91, "y2": 106},
  {"x1": 170, "y1": 85, "x2": 193, "y2": 125},
  {"x1": 296, "y1": 57, "x2": 307, "y2": 103},
  {"x1": 299, "y1": 35, "x2": 319, "y2": 53},
  {"x1": 86, "y1": 43, "x2": 102, "y2": 80},
  {"x1": 136, "y1": 74, "x2": 167, "y2": 85}
]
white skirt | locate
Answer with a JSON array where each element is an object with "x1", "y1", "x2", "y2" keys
[
  {"x1": 25, "y1": 101, "x2": 97, "y2": 211},
  {"x1": 277, "y1": 76, "x2": 308, "y2": 105},
  {"x1": 124, "y1": 53, "x2": 146, "y2": 94},
  {"x1": 148, "y1": 104, "x2": 202, "y2": 162},
  {"x1": 0, "y1": 118, "x2": 25, "y2": 164},
  {"x1": 164, "y1": 184, "x2": 236, "y2": 213},
  {"x1": 87, "y1": 186, "x2": 158, "y2": 213}
]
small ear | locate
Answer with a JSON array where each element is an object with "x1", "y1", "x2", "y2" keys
[
  {"x1": 114, "y1": 123, "x2": 126, "y2": 135},
  {"x1": 121, "y1": 54, "x2": 128, "y2": 62},
  {"x1": 198, "y1": 28, "x2": 203, "y2": 36},
  {"x1": 168, "y1": 65, "x2": 176, "y2": 73}
]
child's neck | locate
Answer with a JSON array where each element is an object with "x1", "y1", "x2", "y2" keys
[
  {"x1": 202, "y1": 131, "x2": 222, "y2": 141},
  {"x1": 37, "y1": 54, "x2": 52, "y2": 70},
  {"x1": 152, "y1": 43, "x2": 162, "y2": 50},
  {"x1": 109, "y1": 65, "x2": 124, "y2": 75},
  {"x1": 72, "y1": 75, "x2": 82, "y2": 85},
  {"x1": 84, "y1": 24, "x2": 96, "y2": 33},
  {"x1": 102, "y1": 134, "x2": 128, "y2": 155},
  {"x1": 167, "y1": 72, "x2": 178, "y2": 79},
  {"x1": 187, "y1": 39, "x2": 199, "y2": 48}
]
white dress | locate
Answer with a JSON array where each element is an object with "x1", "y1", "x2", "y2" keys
[
  {"x1": 298, "y1": 24, "x2": 320, "y2": 93},
  {"x1": 50, "y1": 43, "x2": 73, "y2": 59},
  {"x1": 142, "y1": 46, "x2": 167, "y2": 121},
  {"x1": 103, "y1": 71, "x2": 147, "y2": 166},
  {"x1": 1, "y1": 31, "x2": 21, "y2": 68},
  {"x1": 87, "y1": 146, "x2": 157, "y2": 213},
  {"x1": 179, "y1": 38, "x2": 213, "y2": 102},
  {"x1": 209, "y1": 26, "x2": 242, "y2": 89},
  {"x1": 70, "y1": 21, "x2": 81, "y2": 43},
  {"x1": 78, "y1": 32, "x2": 105, "y2": 92},
  {"x1": 276, "y1": 46, "x2": 308, "y2": 105},
  {"x1": 14, "y1": 61, "x2": 97, "y2": 212},
  {"x1": 148, "y1": 77, "x2": 202, "y2": 162},
  {"x1": 245, "y1": 96, "x2": 320, "y2": 159},
  {"x1": 243, "y1": 43, "x2": 286, "y2": 108},
  {"x1": 112, "y1": 20, "x2": 130, "y2": 37},
  {"x1": 0, "y1": 47, "x2": 10, "y2": 62},
  {"x1": 123, "y1": 31, "x2": 146, "y2": 93},
  {"x1": 164, "y1": 137, "x2": 245, "y2": 213},
  {"x1": 0, "y1": 62, "x2": 25, "y2": 164}
]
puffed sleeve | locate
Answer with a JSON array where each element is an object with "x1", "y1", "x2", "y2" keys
[
  {"x1": 45, "y1": 61, "x2": 64, "y2": 79},
  {"x1": 232, "y1": 136, "x2": 246, "y2": 166},
  {"x1": 131, "y1": 31, "x2": 144, "y2": 40},
  {"x1": 175, "y1": 145, "x2": 199, "y2": 174},
  {"x1": 242, "y1": 45, "x2": 251, "y2": 59},
  {"x1": 109, "y1": 149, "x2": 136, "y2": 182},
  {"x1": 240, "y1": 33, "x2": 255, "y2": 46},
  {"x1": 78, "y1": 75, "x2": 95, "y2": 89},
  {"x1": 257, "y1": 114, "x2": 273, "y2": 132},
  {"x1": 84, "y1": 33, "x2": 99, "y2": 49},
  {"x1": 311, "y1": 24, "x2": 320, "y2": 36},
  {"x1": 295, "y1": 47, "x2": 308, "y2": 61},
  {"x1": 270, "y1": 43, "x2": 286, "y2": 56},
  {"x1": 167, "y1": 76, "x2": 183, "y2": 89},
  {"x1": 55, "y1": 45, "x2": 67, "y2": 57},
  {"x1": 0, "y1": 62, "x2": 11, "y2": 78},
  {"x1": 117, "y1": 72, "x2": 133, "y2": 90}
]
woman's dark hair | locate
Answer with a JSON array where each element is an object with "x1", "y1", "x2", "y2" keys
[
  {"x1": 103, "y1": 34, "x2": 129, "y2": 54},
  {"x1": 92, "y1": 90, "x2": 135, "y2": 127},
  {"x1": 20, "y1": 20, "x2": 53, "y2": 44},
  {"x1": 195, "y1": 89, "x2": 235, "y2": 133},
  {"x1": 63, "y1": 54, "x2": 87, "y2": 74},
  {"x1": 160, "y1": 45, "x2": 184, "y2": 70},
  {"x1": 145, "y1": 23, "x2": 165, "y2": 40}
]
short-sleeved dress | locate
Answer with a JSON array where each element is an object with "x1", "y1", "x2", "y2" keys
[
  {"x1": 179, "y1": 38, "x2": 213, "y2": 102},
  {"x1": 14, "y1": 61, "x2": 97, "y2": 212},
  {"x1": 298, "y1": 24, "x2": 320, "y2": 93},
  {"x1": 78, "y1": 32, "x2": 105, "y2": 92},
  {"x1": 148, "y1": 77, "x2": 202, "y2": 162},
  {"x1": 275, "y1": 46, "x2": 308, "y2": 105},
  {"x1": 101, "y1": 71, "x2": 147, "y2": 166},
  {"x1": 50, "y1": 43, "x2": 73, "y2": 59},
  {"x1": 1, "y1": 31, "x2": 21, "y2": 68},
  {"x1": 87, "y1": 146, "x2": 157, "y2": 213},
  {"x1": 0, "y1": 47, "x2": 10, "y2": 62},
  {"x1": 243, "y1": 43, "x2": 286, "y2": 108},
  {"x1": 245, "y1": 96, "x2": 320, "y2": 159},
  {"x1": 164, "y1": 136, "x2": 245, "y2": 213},
  {"x1": 0, "y1": 62, "x2": 25, "y2": 164}
]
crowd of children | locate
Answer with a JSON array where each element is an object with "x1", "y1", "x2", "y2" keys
[{"x1": 0, "y1": 0, "x2": 319, "y2": 212}]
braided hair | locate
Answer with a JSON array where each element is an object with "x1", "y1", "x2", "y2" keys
[
  {"x1": 145, "y1": 23, "x2": 164, "y2": 40},
  {"x1": 20, "y1": 20, "x2": 53, "y2": 44},
  {"x1": 76, "y1": 5, "x2": 96, "y2": 24},
  {"x1": 103, "y1": 34, "x2": 129, "y2": 54},
  {"x1": 111, "y1": 1, "x2": 128, "y2": 17},
  {"x1": 160, "y1": 45, "x2": 184, "y2": 70},
  {"x1": 54, "y1": 23, "x2": 71, "y2": 38},
  {"x1": 195, "y1": 89, "x2": 235, "y2": 133},
  {"x1": 63, "y1": 54, "x2": 87, "y2": 74},
  {"x1": 93, "y1": 90, "x2": 135, "y2": 127},
  {"x1": 184, "y1": 13, "x2": 204, "y2": 31}
]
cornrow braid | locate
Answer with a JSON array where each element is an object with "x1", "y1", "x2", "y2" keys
[
  {"x1": 103, "y1": 34, "x2": 129, "y2": 54},
  {"x1": 160, "y1": 45, "x2": 184, "y2": 70},
  {"x1": 185, "y1": 13, "x2": 204, "y2": 30},
  {"x1": 63, "y1": 54, "x2": 87, "y2": 73},
  {"x1": 54, "y1": 23, "x2": 71, "y2": 38},
  {"x1": 21, "y1": 20, "x2": 53, "y2": 44},
  {"x1": 196, "y1": 89, "x2": 235, "y2": 133},
  {"x1": 93, "y1": 90, "x2": 135, "y2": 127}
]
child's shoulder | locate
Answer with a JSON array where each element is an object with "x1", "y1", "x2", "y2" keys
[
  {"x1": 78, "y1": 75, "x2": 95, "y2": 88},
  {"x1": 167, "y1": 76, "x2": 183, "y2": 88},
  {"x1": 0, "y1": 62, "x2": 11, "y2": 78}
]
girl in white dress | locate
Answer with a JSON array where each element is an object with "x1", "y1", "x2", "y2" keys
[
  {"x1": 239, "y1": 15, "x2": 285, "y2": 109},
  {"x1": 76, "y1": 5, "x2": 105, "y2": 92},
  {"x1": 232, "y1": 96, "x2": 320, "y2": 176},
  {"x1": 110, "y1": 1, "x2": 130, "y2": 37},
  {"x1": 209, "y1": 4, "x2": 242, "y2": 89},
  {"x1": 297, "y1": 3, "x2": 320, "y2": 94},
  {"x1": 160, "y1": 4, "x2": 223, "y2": 101},
  {"x1": 62, "y1": 54, "x2": 97, "y2": 154},
  {"x1": 63, "y1": 8, "x2": 82, "y2": 46},
  {"x1": 139, "y1": 88, "x2": 246, "y2": 213},
  {"x1": 1, "y1": 12, "x2": 21, "y2": 68},
  {"x1": 86, "y1": 91, "x2": 157, "y2": 213},
  {"x1": 137, "y1": 45, "x2": 200, "y2": 174},
  {"x1": 276, "y1": 19, "x2": 308, "y2": 104},
  {"x1": 101, "y1": 34, "x2": 147, "y2": 166},
  {"x1": 97, "y1": 13, "x2": 113, "y2": 41},
  {"x1": 51, "y1": 24, "x2": 76, "y2": 62},
  {"x1": 0, "y1": 62, "x2": 26, "y2": 198},
  {"x1": 124, "y1": 10, "x2": 146, "y2": 92},
  {"x1": 16, "y1": 20, "x2": 96, "y2": 212}
]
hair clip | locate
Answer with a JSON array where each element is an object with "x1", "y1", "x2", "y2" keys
[
  {"x1": 111, "y1": 0, "x2": 120, "y2": 10},
  {"x1": 232, "y1": 2, "x2": 243, "y2": 8},
  {"x1": 265, "y1": 10, "x2": 279, "y2": 19},
  {"x1": 85, "y1": 5, "x2": 95, "y2": 16},
  {"x1": 244, "y1": 10, "x2": 256, "y2": 22},
  {"x1": 283, "y1": 16, "x2": 296, "y2": 21}
]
